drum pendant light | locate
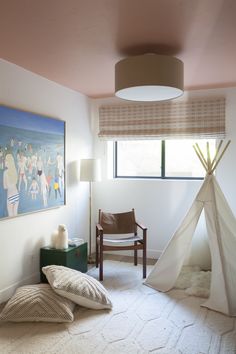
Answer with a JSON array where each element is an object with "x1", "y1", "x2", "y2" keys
[{"x1": 115, "y1": 54, "x2": 184, "y2": 102}]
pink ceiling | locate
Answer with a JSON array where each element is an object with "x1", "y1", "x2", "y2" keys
[{"x1": 0, "y1": 0, "x2": 236, "y2": 98}]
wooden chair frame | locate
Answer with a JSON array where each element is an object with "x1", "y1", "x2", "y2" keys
[{"x1": 96, "y1": 209, "x2": 147, "y2": 281}]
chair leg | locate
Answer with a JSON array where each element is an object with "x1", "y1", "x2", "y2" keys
[
  {"x1": 134, "y1": 241, "x2": 137, "y2": 266},
  {"x1": 96, "y1": 237, "x2": 99, "y2": 268},
  {"x1": 99, "y1": 238, "x2": 103, "y2": 281},
  {"x1": 143, "y1": 232, "x2": 147, "y2": 278}
]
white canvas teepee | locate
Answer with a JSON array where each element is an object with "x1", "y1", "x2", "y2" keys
[{"x1": 145, "y1": 140, "x2": 236, "y2": 316}]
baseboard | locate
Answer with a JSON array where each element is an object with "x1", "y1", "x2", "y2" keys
[
  {"x1": 147, "y1": 249, "x2": 162, "y2": 259},
  {"x1": 0, "y1": 272, "x2": 40, "y2": 303},
  {"x1": 103, "y1": 248, "x2": 162, "y2": 259}
]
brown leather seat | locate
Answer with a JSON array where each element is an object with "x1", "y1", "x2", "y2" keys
[{"x1": 96, "y1": 209, "x2": 147, "y2": 281}]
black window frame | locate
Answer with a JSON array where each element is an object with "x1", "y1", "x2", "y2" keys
[{"x1": 114, "y1": 140, "x2": 204, "y2": 180}]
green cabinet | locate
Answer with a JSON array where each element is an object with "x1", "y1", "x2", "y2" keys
[{"x1": 40, "y1": 243, "x2": 88, "y2": 282}]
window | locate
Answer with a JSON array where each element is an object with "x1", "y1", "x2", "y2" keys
[{"x1": 114, "y1": 139, "x2": 216, "y2": 179}]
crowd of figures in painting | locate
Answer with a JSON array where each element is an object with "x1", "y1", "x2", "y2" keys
[{"x1": 0, "y1": 107, "x2": 65, "y2": 219}]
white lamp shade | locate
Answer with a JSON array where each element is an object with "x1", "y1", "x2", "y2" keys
[{"x1": 80, "y1": 159, "x2": 101, "y2": 182}]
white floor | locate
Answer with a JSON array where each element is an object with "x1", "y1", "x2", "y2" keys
[{"x1": 0, "y1": 260, "x2": 235, "y2": 354}]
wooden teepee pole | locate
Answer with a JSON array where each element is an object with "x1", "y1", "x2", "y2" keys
[
  {"x1": 211, "y1": 140, "x2": 231, "y2": 173},
  {"x1": 193, "y1": 145, "x2": 208, "y2": 172},
  {"x1": 193, "y1": 140, "x2": 231, "y2": 175},
  {"x1": 195, "y1": 143, "x2": 208, "y2": 169},
  {"x1": 209, "y1": 140, "x2": 223, "y2": 171},
  {"x1": 206, "y1": 142, "x2": 211, "y2": 170},
  {"x1": 194, "y1": 143, "x2": 208, "y2": 171}
]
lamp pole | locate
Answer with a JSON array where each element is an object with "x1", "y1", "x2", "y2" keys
[
  {"x1": 80, "y1": 158, "x2": 101, "y2": 264},
  {"x1": 88, "y1": 181, "x2": 93, "y2": 263}
]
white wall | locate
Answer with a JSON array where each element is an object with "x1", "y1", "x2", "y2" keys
[
  {"x1": 0, "y1": 59, "x2": 93, "y2": 302},
  {"x1": 91, "y1": 87, "x2": 236, "y2": 259},
  {"x1": 1, "y1": 59, "x2": 235, "y2": 300}
]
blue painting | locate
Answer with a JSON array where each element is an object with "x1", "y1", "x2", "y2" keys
[{"x1": 0, "y1": 105, "x2": 65, "y2": 219}]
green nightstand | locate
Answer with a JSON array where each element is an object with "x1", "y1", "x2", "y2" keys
[{"x1": 40, "y1": 242, "x2": 88, "y2": 282}]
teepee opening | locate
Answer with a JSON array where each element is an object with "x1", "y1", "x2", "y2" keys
[
  {"x1": 174, "y1": 212, "x2": 212, "y2": 298},
  {"x1": 145, "y1": 140, "x2": 236, "y2": 316},
  {"x1": 183, "y1": 212, "x2": 211, "y2": 270}
]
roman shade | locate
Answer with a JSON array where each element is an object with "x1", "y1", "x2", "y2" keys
[{"x1": 98, "y1": 97, "x2": 225, "y2": 140}]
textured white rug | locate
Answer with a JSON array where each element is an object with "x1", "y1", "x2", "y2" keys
[{"x1": 0, "y1": 260, "x2": 235, "y2": 354}]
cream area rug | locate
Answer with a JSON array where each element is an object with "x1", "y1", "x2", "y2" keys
[{"x1": 0, "y1": 260, "x2": 236, "y2": 354}]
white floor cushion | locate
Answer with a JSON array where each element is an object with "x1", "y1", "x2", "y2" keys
[
  {"x1": 0, "y1": 283, "x2": 75, "y2": 322},
  {"x1": 42, "y1": 265, "x2": 112, "y2": 310}
]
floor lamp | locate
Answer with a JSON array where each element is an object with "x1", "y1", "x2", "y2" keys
[{"x1": 80, "y1": 158, "x2": 101, "y2": 263}]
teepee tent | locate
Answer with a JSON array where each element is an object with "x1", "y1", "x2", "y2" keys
[{"x1": 145, "y1": 140, "x2": 236, "y2": 316}]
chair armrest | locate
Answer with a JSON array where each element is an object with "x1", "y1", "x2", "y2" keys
[
  {"x1": 136, "y1": 221, "x2": 147, "y2": 230},
  {"x1": 96, "y1": 223, "x2": 103, "y2": 232}
]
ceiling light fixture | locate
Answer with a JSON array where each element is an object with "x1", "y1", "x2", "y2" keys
[{"x1": 115, "y1": 54, "x2": 184, "y2": 102}]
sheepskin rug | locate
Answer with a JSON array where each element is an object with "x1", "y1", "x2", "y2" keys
[{"x1": 174, "y1": 265, "x2": 211, "y2": 298}]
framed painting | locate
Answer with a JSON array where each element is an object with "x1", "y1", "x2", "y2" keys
[{"x1": 0, "y1": 105, "x2": 65, "y2": 219}]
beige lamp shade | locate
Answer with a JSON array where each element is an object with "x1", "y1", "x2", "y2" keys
[
  {"x1": 80, "y1": 159, "x2": 101, "y2": 182},
  {"x1": 115, "y1": 54, "x2": 184, "y2": 102}
]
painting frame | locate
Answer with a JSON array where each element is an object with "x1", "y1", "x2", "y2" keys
[{"x1": 0, "y1": 104, "x2": 66, "y2": 220}]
